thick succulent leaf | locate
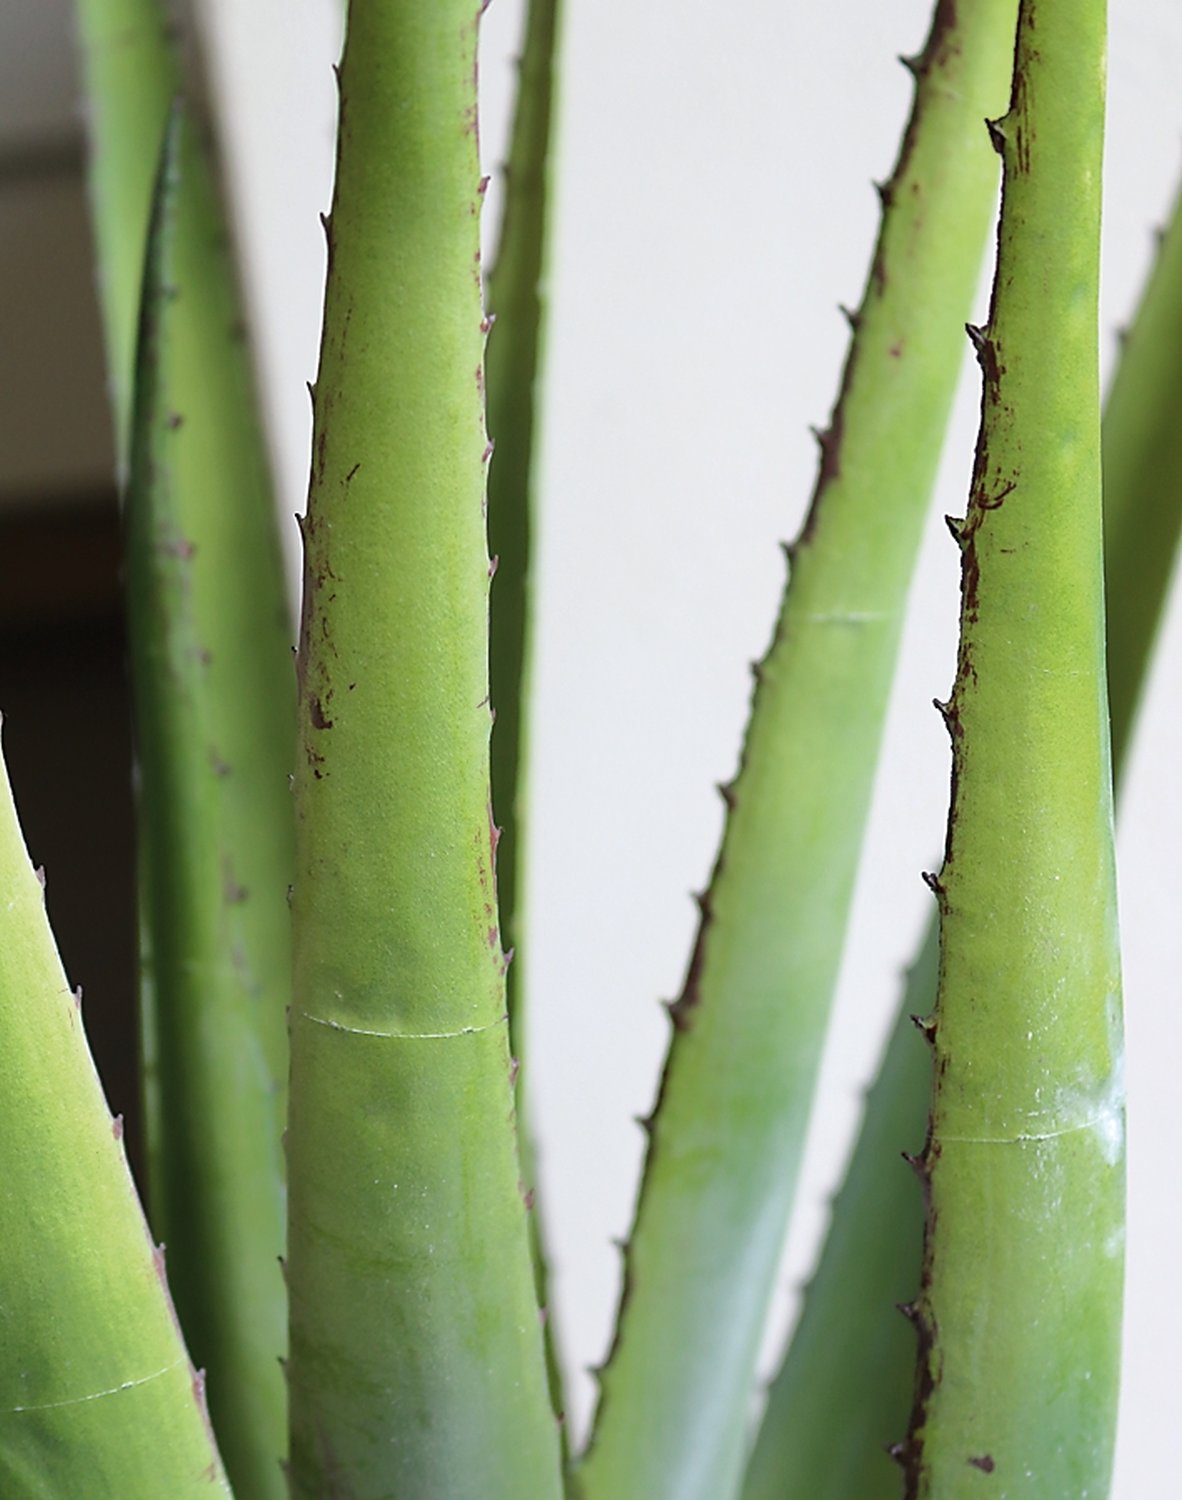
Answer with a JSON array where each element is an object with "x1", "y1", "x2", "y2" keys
[
  {"x1": 903, "y1": 4, "x2": 1123, "y2": 1493},
  {"x1": 484, "y1": 0, "x2": 569, "y2": 1435},
  {"x1": 576, "y1": 5, "x2": 1018, "y2": 1496},
  {"x1": 0, "y1": 734, "x2": 232, "y2": 1498},
  {"x1": 74, "y1": 0, "x2": 181, "y2": 469},
  {"x1": 123, "y1": 107, "x2": 292, "y2": 1500},
  {"x1": 285, "y1": 6, "x2": 563, "y2": 1496},
  {"x1": 744, "y1": 171, "x2": 1182, "y2": 1500}
]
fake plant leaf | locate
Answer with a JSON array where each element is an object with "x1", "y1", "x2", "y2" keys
[
  {"x1": 285, "y1": 5, "x2": 563, "y2": 1495},
  {"x1": 902, "y1": 3, "x2": 1123, "y2": 1493},
  {"x1": 123, "y1": 108, "x2": 292, "y2": 1500},
  {"x1": 743, "y1": 169, "x2": 1182, "y2": 1500},
  {"x1": 1104, "y1": 180, "x2": 1182, "y2": 781},
  {"x1": 485, "y1": 0, "x2": 568, "y2": 1434},
  {"x1": 575, "y1": 4, "x2": 1018, "y2": 1498},
  {"x1": 0, "y1": 732, "x2": 231, "y2": 1498},
  {"x1": 486, "y1": 0, "x2": 564, "y2": 1060},
  {"x1": 74, "y1": 0, "x2": 181, "y2": 470},
  {"x1": 739, "y1": 928, "x2": 938, "y2": 1500}
]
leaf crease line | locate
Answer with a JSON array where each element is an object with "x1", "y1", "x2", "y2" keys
[
  {"x1": 941, "y1": 1109, "x2": 1121, "y2": 1146},
  {"x1": 7, "y1": 1358, "x2": 183, "y2": 1414},
  {"x1": 800, "y1": 610, "x2": 890, "y2": 625},
  {"x1": 295, "y1": 1011, "x2": 506, "y2": 1041}
]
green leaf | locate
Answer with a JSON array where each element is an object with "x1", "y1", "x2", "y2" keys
[
  {"x1": 575, "y1": 4, "x2": 1018, "y2": 1497},
  {"x1": 903, "y1": 4, "x2": 1122, "y2": 1492},
  {"x1": 1104, "y1": 182, "x2": 1182, "y2": 782},
  {"x1": 743, "y1": 173, "x2": 1182, "y2": 1500},
  {"x1": 486, "y1": 0, "x2": 564, "y2": 1058},
  {"x1": 0, "y1": 734, "x2": 231, "y2": 1499},
  {"x1": 124, "y1": 107, "x2": 292, "y2": 1500},
  {"x1": 74, "y1": 0, "x2": 181, "y2": 470},
  {"x1": 485, "y1": 0, "x2": 569, "y2": 1436},
  {"x1": 739, "y1": 930, "x2": 936, "y2": 1500},
  {"x1": 285, "y1": 6, "x2": 563, "y2": 1495}
]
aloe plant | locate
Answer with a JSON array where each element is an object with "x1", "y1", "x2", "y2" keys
[
  {"x1": 744, "y1": 96, "x2": 1182, "y2": 1500},
  {"x1": 904, "y1": 5, "x2": 1122, "y2": 1491},
  {"x1": 578, "y1": 6, "x2": 1017, "y2": 1495},
  {"x1": 483, "y1": 0, "x2": 568, "y2": 1428},
  {"x1": 123, "y1": 106, "x2": 292, "y2": 1498},
  {"x1": 76, "y1": 4, "x2": 293, "y2": 1493},
  {"x1": 0, "y1": 735, "x2": 230, "y2": 1496},
  {"x1": 284, "y1": 4, "x2": 562, "y2": 1494},
  {"x1": 0, "y1": 0, "x2": 1176, "y2": 1495}
]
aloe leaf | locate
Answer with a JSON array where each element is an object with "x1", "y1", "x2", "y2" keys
[
  {"x1": 124, "y1": 109, "x2": 292, "y2": 1500},
  {"x1": 74, "y1": 0, "x2": 181, "y2": 470},
  {"x1": 486, "y1": 0, "x2": 563, "y2": 1057},
  {"x1": 743, "y1": 175, "x2": 1182, "y2": 1500},
  {"x1": 0, "y1": 735, "x2": 231, "y2": 1498},
  {"x1": 1103, "y1": 183, "x2": 1182, "y2": 781},
  {"x1": 573, "y1": 6, "x2": 1017, "y2": 1497},
  {"x1": 285, "y1": 5, "x2": 563, "y2": 1495},
  {"x1": 72, "y1": 0, "x2": 174, "y2": 1217},
  {"x1": 901, "y1": 3, "x2": 1122, "y2": 1492},
  {"x1": 485, "y1": 0, "x2": 568, "y2": 1433},
  {"x1": 77, "y1": 11, "x2": 294, "y2": 1486},
  {"x1": 739, "y1": 928, "x2": 937, "y2": 1500}
]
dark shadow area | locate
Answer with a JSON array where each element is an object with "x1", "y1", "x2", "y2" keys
[{"x1": 0, "y1": 496, "x2": 142, "y2": 1182}]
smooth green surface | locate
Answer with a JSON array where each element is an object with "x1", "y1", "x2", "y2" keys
[
  {"x1": 905, "y1": 4, "x2": 1123, "y2": 1493},
  {"x1": 0, "y1": 736, "x2": 231, "y2": 1498},
  {"x1": 745, "y1": 159, "x2": 1182, "y2": 1500},
  {"x1": 577, "y1": 7, "x2": 1017, "y2": 1498},
  {"x1": 286, "y1": 6, "x2": 562, "y2": 1495},
  {"x1": 125, "y1": 112, "x2": 292, "y2": 1500},
  {"x1": 485, "y1": 0, "x2": 568, "y2": 1436},
  {"x1": 74, "y1": 0, "x2": 180, "y2": 468},
  {"x1": 1104, "y1": 183, "x2": 1182, "y2": 780},
  {"x1": 486, "y1": 0, "x2": 563, "y2": 1058},
  {"x1": 740, "y1": 930, "x2": 936, "y2": 1500}
]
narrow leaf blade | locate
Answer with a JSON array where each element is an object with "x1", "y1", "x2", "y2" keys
[
  {"x1": 124, "y1": 107, "x2": 292, "y2": 1500},
  {"x1": 74, "y1": 0, "x2": 181, "y2": 468},
  {"x1": 905, "y1": 5, "x2": 1122, "y2": 1492},
  {"x1": 485, "y1": 0, "x2": 569, "y2": 1434},
  {"x1": 577, "y1": 5, "x2": 1019, "y2": 1497},
  {"x1": 743, "y1": 173, "x2": 1182, "y2": 1500},
  {"x1": 0, "y1": 736, "x2": 232, "y2": 1498},
  {"x1": 285, "y1": 6, "x2": 563, "y2": 1494}
]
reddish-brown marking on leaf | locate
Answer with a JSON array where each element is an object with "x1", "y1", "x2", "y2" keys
[
  {"x1": 666, "y1": 887, "x2": 715, "y2": 1032},
  {"x1": 223, "y1": 867, "x2": 248, "y2": 905},
  {"x1": 961, "y1": 538, "x2": 981, "y2": 624},
  {"x1": 978, "y1": 478, "x2": 1016, "y2": 511}
]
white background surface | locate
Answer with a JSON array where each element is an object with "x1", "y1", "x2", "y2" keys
[{"x1": 6, "y1": 0, "x2": 1182, "y2": 1491}]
